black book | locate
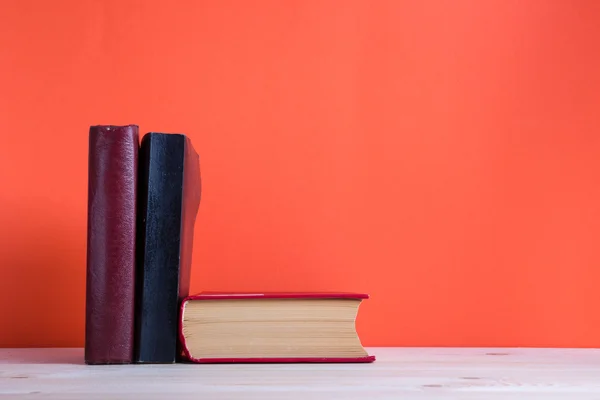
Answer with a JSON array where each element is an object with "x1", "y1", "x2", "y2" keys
[{"x1": 134, "y1": 132, "x2": 201, "y2": 363}]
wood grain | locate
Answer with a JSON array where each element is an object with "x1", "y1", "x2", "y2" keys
[{"x1": 2, "y1": 348, "x2": 600, "y2": 399}]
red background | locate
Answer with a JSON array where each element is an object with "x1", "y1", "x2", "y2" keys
[{"x1": 1, "y1": 0, "x2": 600, "y2": 348}]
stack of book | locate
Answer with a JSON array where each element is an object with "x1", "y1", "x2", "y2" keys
[{"x1": 85, "y1": 125, "x2": 375, "y2": 365}]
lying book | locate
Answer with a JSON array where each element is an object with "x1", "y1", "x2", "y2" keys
[{"x1": 178, "y1": 292, "x2": 375, "y2": 363}]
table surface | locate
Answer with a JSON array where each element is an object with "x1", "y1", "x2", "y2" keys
[{"x1": 2, "y1": 347, "x2": 600, "y2": 399}]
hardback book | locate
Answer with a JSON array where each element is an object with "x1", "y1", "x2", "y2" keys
[
  {"x1": 134, "y1": 132, "x2": 201, "y2": 363},
  {"x1": 85, "y1": 124, "x2": 139, "y2": 364},
  {"x1": 178, "y1": 292, "x2": 375, "y2": 363}
]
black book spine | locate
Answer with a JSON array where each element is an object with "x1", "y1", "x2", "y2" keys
[{"x1": 134, "y1": 132, "x2": 201, "y2": 363}]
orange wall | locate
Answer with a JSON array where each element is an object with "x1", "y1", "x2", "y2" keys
[{"x1": 1, "y1": 0, "x2": 600, "y2": 348}]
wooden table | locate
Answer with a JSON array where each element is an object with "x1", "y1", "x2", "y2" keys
[{"x1": 2, "y1": 347, "x2": 600, "y2": 399}]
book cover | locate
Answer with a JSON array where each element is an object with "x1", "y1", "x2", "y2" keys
[
  {"x1": 134, "y1": 132, "x2": 201, "y2": 363},
  {"x1": 85, "y1": 124, "x2": 139, "y2": 364}
]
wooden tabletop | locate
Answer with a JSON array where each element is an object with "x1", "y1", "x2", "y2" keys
[{"x1": 2, "y1": 347, "x2": 600, "y2": 399}]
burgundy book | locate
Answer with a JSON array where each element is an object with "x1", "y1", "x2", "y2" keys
[
  {"x1": 178, "y1": 292, "x2": 375, "y2": 363},
  {"x1": 85, "y1": 125, "x2": 139, "y2": 364}
]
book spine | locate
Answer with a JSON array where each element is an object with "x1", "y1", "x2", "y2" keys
[
  {"x1": 134, "y1": 133, "x2": 189, "y2": 363},
  {"x1": 85, "y1": 125, "x2": 139, "y2": 364}
]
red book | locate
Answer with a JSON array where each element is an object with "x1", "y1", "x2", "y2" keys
[
  {"x1": 178, "y1": 292, "x2": 375, "y2": 363},
  {"x1": 85, "y1": 125, "x2": 139, "y2": 364}
]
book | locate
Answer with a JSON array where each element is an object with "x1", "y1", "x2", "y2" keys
[
  {"x1": 178, "y1": 292, "x2": 375, "y2": 363},
  {"x1": 134, "y1": 132, "x2": 201, "y2": 363},
  {"x1": 85, "y1": 124, "x2": 139, "y2": 364}
]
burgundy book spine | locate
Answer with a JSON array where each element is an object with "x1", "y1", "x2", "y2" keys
[{"x1": 85, "y1": 125, "x2": 139, "y2": 364}]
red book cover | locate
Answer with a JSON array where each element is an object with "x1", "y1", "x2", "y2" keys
[
  {"x1": 85, "y1": 125, "x2": 139, "y2": 364},
  {"x1": 178, "y1": 292, "x2": 375, "y2": 363}
]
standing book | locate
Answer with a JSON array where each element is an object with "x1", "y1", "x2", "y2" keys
[
  {"x1": 85, "y1": 124, "x2": 139, "y2": 364},
  {"x1": 134, "y1": 132, "x2": 201, "y2": 363}
]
